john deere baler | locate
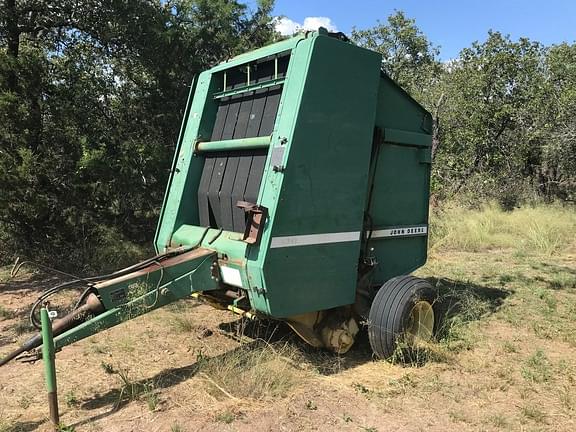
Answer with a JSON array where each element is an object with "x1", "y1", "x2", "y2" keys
[{"x1": 2, "y1": 28, "x2": 435, "y2": 367}]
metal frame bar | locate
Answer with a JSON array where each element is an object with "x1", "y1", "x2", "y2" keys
[
  {"x1": 196, "y1": 136, "x2": 271, "y2": 153},
  {"x1": 213, "y1": 78, "x2": 285, "y2": 99}
]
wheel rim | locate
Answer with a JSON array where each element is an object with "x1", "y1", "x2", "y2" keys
[{"x1": 406, "y1": 301, "x2": 434, "y2": 343}]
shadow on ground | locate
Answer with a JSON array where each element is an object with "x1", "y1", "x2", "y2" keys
[
  {"x1": 0, "y1": 420, "x2": 45, "y2": 432},
  {"x1": 424, "y1": 277, "x2": 510, "y2": 341},
  {"x1": 0, "y1": 270, "x2": 61, "y2": 295}
]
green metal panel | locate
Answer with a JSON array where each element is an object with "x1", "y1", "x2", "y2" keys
[
  {"x1": 154, "y1": 69, "x2": 218, "y2": 252},
  {"x1": 367, "y1": 76, "x2": 433, "y2": 284},
  {"x1": 246, "y1": 33, "x2": 382, "y2": 317},
  {"x1": 383, "y1": 128, "x2": 432, "y2": 148},
  {"x1": 154, "y1": 75, "x2": 197, "y2": 254},
  {"x1": 155, "y1": 35, "x2": 305, "y2": 254}
]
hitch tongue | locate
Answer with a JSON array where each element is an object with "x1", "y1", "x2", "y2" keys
[{"x1": 0, "y1": 293, "x2": 104, "y2": 367}]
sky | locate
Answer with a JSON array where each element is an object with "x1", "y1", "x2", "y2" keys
[{"x1": 269, "y1": 0, "x2": 576, "y2": 59}]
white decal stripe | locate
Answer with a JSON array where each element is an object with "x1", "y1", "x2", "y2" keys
[
  {"x1": 270, "y1": 231, "x2": 361, "y2": 248},
  {"x1": 371, "y1": 225, "x2": 428, "y2": 239}
]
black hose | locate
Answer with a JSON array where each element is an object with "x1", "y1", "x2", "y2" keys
[
  {"x1": 27, "y1": 244, "x2": 201, "y2": 330},
  {"x1": 0, "y1": 333, "x2": 42, "y2": 367},
  {"x1": 29, "y1": 279, "x2": 89, "y2": 329},
  {"x1": 208, "y1": 228, "x2": 224, "y2": 245}
]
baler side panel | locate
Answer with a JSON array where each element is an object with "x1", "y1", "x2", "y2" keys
[
  {"x1": 369, "y1": 76, "x2": 433, "y2": 283},
  {"x1": 252, "y1": 35, "x2": 382, "y2": 318},
  {"x1": 155, "y1": 71, "x2": 221, "y2": 251},
  {"x1": 244, "y1": 37, "x2": 315, "y2": 314}
]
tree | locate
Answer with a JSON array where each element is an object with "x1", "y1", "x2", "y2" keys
[
  {"x1": 351, "y1": 11, "x2": 445, "y2": 161},
  {"x1": 352, "y1": 13, "x2": 575, "y2": 204},
  {"x1": 435, "y1": 32, "x2": 549, "y2": 201},
  {"x1": 0, "y1": 0, "x2": 276, "y2": 269},
  {"x1": 539, "y1": 43, "x2": 576, "y2": 199},
  {"x1": 351, "y1": 11, "x2": 441, "y2": 98}
]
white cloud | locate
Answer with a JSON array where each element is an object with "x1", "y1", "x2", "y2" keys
[
  {"x1": 274, "y1": 17, "x2": 301, "y2": 36},
  {"x1": 274, "y1": 16, "x2": 338, "y2": 36},
  {"x1": 302, "y1": 17, "x2": 338, "y2": 32}
]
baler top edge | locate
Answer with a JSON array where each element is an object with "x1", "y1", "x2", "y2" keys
[
  {"x1": 379, "y1": 71, "x2": 433, "y2": 132},
  {"x1": 209, "y1": 34, "x2": 306, "y2": 73}
]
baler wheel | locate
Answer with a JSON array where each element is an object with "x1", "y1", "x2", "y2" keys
[{"x1": 368, "y1": 276, "x2": 436, "y2": 359}]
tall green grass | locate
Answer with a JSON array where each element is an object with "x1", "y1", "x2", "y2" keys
[{"x1": 430, "y1": 203, "x2": 576, "y2": 255}]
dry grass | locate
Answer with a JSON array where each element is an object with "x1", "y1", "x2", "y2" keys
[
  {"x1": 0, "y1": 305, "x2": 15, "y2": 320},
  {"x1": 430, "y1": 202, "x2": 576, "y2": 255},
  {"x1": 196, "y1": 341, "x2": 307, "y2": 401},
  {"x1": 0, "y1": 417, "x2": 10, "y2": 432}
]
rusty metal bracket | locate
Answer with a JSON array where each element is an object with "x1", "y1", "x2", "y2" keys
[{"x1": 236, "y1": 201, "x2": 268, "y2": 245}]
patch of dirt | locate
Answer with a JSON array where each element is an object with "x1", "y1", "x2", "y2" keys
[{"x1": 1, "y1": 251, "x2": 576, "y2": 431}]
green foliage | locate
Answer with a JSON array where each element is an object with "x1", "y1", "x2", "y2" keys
[
  {"x1": 64, "y1": 390, "x2": 79, "y2": 408},
  {"x1": 170, "y1": 424, "x2": 183, "y2": 432},
  {"x1": 520, "y1": 404, "x2": 547, "y2": 423},
  {"x1": 435, "y1": 32, "x2": 550, "y2": 201},
  {"x1": 1, "y1": 6, "x2": 574, "y2": 271},
  {"x1": 353, "y1": 13, "x2": 576, "y2": 204},
  {"x1": 351, "y1": 11, "x2": 440, "y2": 96},
  {"x1": 214, "y1": 410, "x2": 235, "y2": 424},
  {"x1": 0, "y1": 305, "x2": 15, "y2": 320},
  {"x1": 522, "y1": 350, "x2": 552, "y2": 383},
  {"x1": 0, "y1": 0, "x2": 276, "y2": 270}
]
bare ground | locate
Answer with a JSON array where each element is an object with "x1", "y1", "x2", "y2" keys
[{"x1": 1, "y1": 248, "x2": 576, "y2": 432}]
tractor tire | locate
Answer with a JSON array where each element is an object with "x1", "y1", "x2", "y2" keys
[{"x1": 368, "y1": 275, "x2": 436, "y2": 359}]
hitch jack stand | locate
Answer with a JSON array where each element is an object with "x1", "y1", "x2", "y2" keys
[{"x1": 41, "y1": 307, "x2": 60, "y2": 430}]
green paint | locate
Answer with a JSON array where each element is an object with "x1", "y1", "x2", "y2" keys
[
  {"x1": 41, "y1": 308, "x2": 57, "y2": 393},
  {"x1": 368, "y1": 76, "x2": 433, "y2": 284},
  {"x1": 53, "y1": 249, "x2": 218, "y2": 350},
  {"x1": 383, "y1": 128, "x2": 432, "y2": 148},
  {"x1": 248, "y1": 34, "x2": 382, "y2": 316},
  {"x1": 151, "y1": 29, "x2": 432, "y2": 318}
]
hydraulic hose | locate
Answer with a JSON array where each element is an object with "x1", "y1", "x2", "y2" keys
[
  {"x1": 26, "y1": 244, "x2": 200, "y2": 330},
  {"x1": 0, "y1": 293, "x2": 105, "y2": 367},
  {"x1": 3, "y1": 237, "x2": 212, "y2": 366}
]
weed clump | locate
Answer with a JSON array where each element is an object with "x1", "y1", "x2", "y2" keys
[
  {"x1": 520, "y1": 404, "x2": 547, "y2": 423},
  {"x1": 99, "y1": 362, "x2": 158, "y2": 409},
  {"x1": 0, "y1": 306, "x2": 15, "y2": 320},
  {"x1": 196, "y1": 342, "x2": 305, "y2": 401},
  {"x1": 522, "y1": 350, "x2": 552, "y2": 383},
  {"x1": 215, "y1": 410, "x2": 235, "y2": 423}
]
